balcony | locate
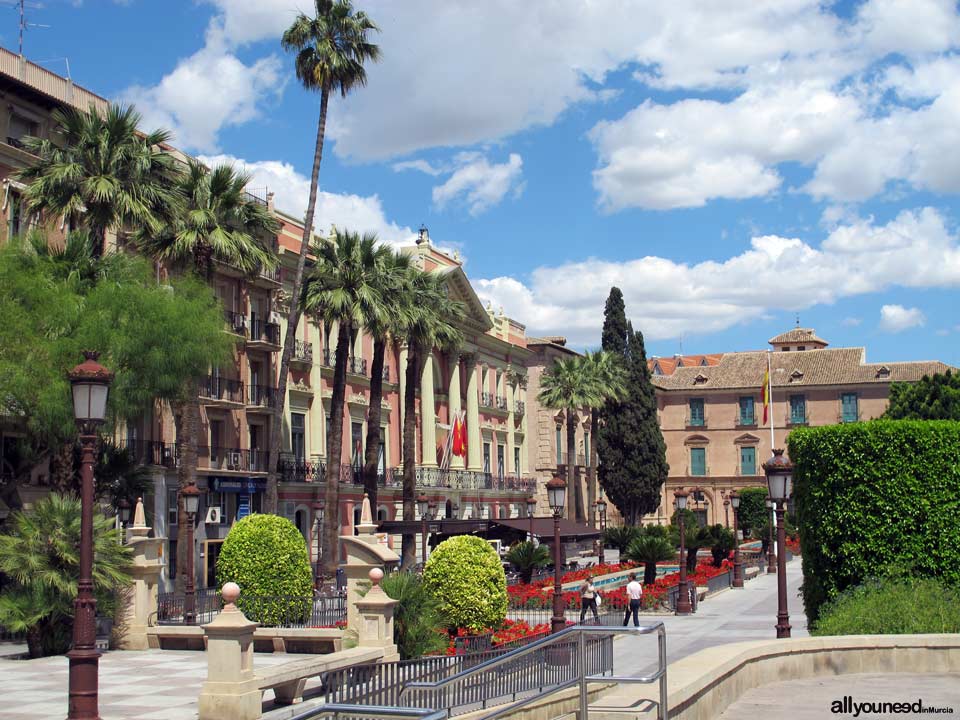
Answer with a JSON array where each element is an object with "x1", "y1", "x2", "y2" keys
[
  {"x1": 247, "y1": 384, "x2": 278, "y2": 411},
  {"x1": 515, "y1": 400, "x2": 525, "y2": 415},
  {"x1": 413, "y1": 467, "x2": 536, "y2": 493},
  {"x1": 291, "y1": 339, "x2": 313, "y2": 367},
  {"x1": 199, "y1": 376, "x2": 244, "y2": 406},
  {"x1": 205, "y1": 447, "x2": 269, "y2": 473},
  {"x1": 480, "y1": 392, "x2": 494, "y2": 408},
  {"x1": 494, "y1": 395, "x2": 508, "y2": 411},
  {"x1": 247, "y1": 319, "x2": 281, "y2": 350},
  {"x1": 556, "y1": 451, "x2": 587, "y2": 467},
  {"x1": 255, "y1": 266, "x2": 281, "y2": 285},
  {"x1": 278, "y1": 459, "x2": 399, "y2": 486},
  {"x1": 223, "y1": 309, "x2": 248, "y2": 337},
  {"x1": 348, "y1": 356, "x2": 367, "y2": 377}
]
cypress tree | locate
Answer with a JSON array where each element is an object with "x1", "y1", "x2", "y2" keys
[{"x1": 597, "y1": 292, "x2": 668, "y2": 524}]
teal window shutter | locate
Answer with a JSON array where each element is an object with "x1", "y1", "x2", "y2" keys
[
  {"x1": 841, "y1": 393, "x2": 858, "y2": 422},
  {"x1": 690, "y1": 447, "x2": 706, "y2": 476},
  {"x1": 739, "y1": 397, "x2": 755, "y2": 424},
  {"x1": 790, "y1": 395, "x2": 806, "y2": 424},
  {"x1": 689, "y1": 398, "x2": 705, "y2": 426},
  {"x1": 741, "y1": 446, "x2": 756, "y2": 475}
]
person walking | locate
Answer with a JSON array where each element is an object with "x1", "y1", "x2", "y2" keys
[
  {"x1": 623, "y1": 572, "x2": 643, "y2": 627},
  {"x1": 579, "y1": 579, "x2": 600, "y2": 623}
]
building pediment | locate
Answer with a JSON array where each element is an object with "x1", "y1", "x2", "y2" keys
[
  {"x1": 684, "y1": 434, "x2": 710, "y2": 446},
  {"x1": 435, "y1": 266, "x2": 494, "y2": 332},
  {"x1": 734, "y1": 433, "x2": 761, "y2": 445}
]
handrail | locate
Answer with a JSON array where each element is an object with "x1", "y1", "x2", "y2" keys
[
  {"x1": 285, "y1": 704, "x2": 447, "y2": 720},
  {"x1": 400, "y1": 623, "x2": 668, "y2": 720}
]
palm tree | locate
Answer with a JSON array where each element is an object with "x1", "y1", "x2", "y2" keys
[
  {"x1": 15, "y1": 103, "x2": 182, "y2": 254},
  {"x1": 504, "y1": 540, "x2": 551, "y2": 584},
  {"x1": 537, "y1": 356, "x2": 602, "y2": 523},
  {"x1": 138, "y1": 160, "x2": 279, "y2": 588},
  {"x1": 268, "y1": 0, "x2": 382, "y2": 514},
  {"x1": 302, "y1": 229, "x2": 396, "y2": 574},
  {"x1": 361, "y1": 251, "x2": 414, "y2": 510},
  {"x1": 625, "y1": 533, "x2": 675, "y2": 586},
  {"x1": 581, "y1": 351, "x2": 628, "y2": 525},
  {"x1": 399, "y1": 270, "x2": 465, "y2": 568}
]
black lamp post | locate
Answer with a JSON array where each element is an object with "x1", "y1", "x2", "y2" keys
[
  {"x1": 765, "y1": 498, "x2": 777, "y2": 574},
  {"x1": 595, "y1": 495, "x2": 607, "y2": 565},
  {"x1": 730, "y1": 490, "x2": 743, "y2": 588},
  {"x1": 180, "y1": 482, "x2": 200, "y2": 625},
  {"x1": 418, "y1": 494, "x2": 432, "y2": 565},
  {"x1": 547, "y1": 476, "x2": 567, "y2": 634},
  {"x1": 526, "y1": 496, "x2": 537, "y2": 543},
  {"x1": 764, "y1": 449, "x2": 793, "y2": 639},
  {"x1": 723, "y1": 495, "x2": 730, "y2": 528},
  {"x1": 67, "y1": 350, "x2": 113, "y2": 720},
  {"x1": 674, "y1": 489, "x2": 693, "y2": 615},
  {"x1": 118, "y1": 497, "x2": 131, "y2": 534},
  {"x1": 313, "y1": 500, "x2": 325, "y2": 591}
]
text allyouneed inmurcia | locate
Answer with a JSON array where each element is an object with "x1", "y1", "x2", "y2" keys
[{"x1": 832, "y1": 696, "x2": 955, "y2": 716}]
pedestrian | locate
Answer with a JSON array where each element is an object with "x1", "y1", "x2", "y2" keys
[
  {"x1": 623, "y1": 572, "x2": 642, "y2": 627},
  {"x1": 579, "y1": 579, "x2": 600, "y2": 623}
]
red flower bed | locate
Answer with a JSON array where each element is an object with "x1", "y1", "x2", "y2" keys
[
  {"x1": 507, "y1": 561, "x2": 639, "y2": 608},
  {"x1": 785, "y1": 536, "x2": 801, "y2": 555},
  {"x1": 440, "y1": 619, "x2": 550, "y2": 655}
]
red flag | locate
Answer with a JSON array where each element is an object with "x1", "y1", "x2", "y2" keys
[{"x1": 453, "y1": 415, "x2": 467, "y2": 457}]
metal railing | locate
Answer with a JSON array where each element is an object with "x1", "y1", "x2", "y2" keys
[
  {"x1": 200, "y1": 375, "x2": 244, "y2": 403},
  {"x1": 249, "y1": 319, "x2": 281, "y2": 345},
  {"x1": 514, "y1": 400, "x2": 525, "y2": 415},
  {"x1": 735, "y1": 413, "x2": 756, "y2": 426},
  {"x1": 349, "y1": 357, "x2": 368, "y2": 376},
  {"x1": 480, "y1": 392, "x2": 494, "y2": 408},
  {"x1": 494, "y1": 395, "x2": 508, "y2": 410},
  {"x1": 223, "y1": 308, "x2": 248, "y2": 335},
  {"x1": 258, "y1": 266, "x2": 281, "y2": 283},
  {"x1": 399, "y1": 624, "x2": 666, "y2": 719},
  {"x1": 413, "y1": 467, "x2": 535, "y2": 492},
  {"x1": 287, "y1": 705, "x2": 445, "y2": 720},
  {"x1": 156, "y1": 591, "x2": 345, "y2": 628},
  {"x1": 247, "y1": 384, "x2": 278, "y2": 409},
  {"x1": 156, "y1": 588, "x2": 221, "y2": 625},
  {"x1": 293, "y1": 339, "x2": 314, "y2": 363}
]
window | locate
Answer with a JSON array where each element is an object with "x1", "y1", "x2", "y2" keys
[
  {"x1": 514, "y1": 446, "x2": 521, "y2": 474},
  {"x1": 841, "y1": 393, "x2": 858, "y2": 423},
  {"x1": 789, "y1": 395, "x2": 806, "y2": 424},
  {"x1": 688, "y1": 398, "x2": 705, "y2": 426},
  {"x1": 209, "y1": 419, "x2": 224, "y2": 468},
  {"x1": 291, "y1": 413, "x2": 305, "y2": 461},
  {"x1": 167, "y1": 488, "x2": 179, "y2": 527},
  {"x1": 249, "y1": 425, "x2": 261, "y2": 471},
  {"x1": 797, "y1": 346, "x2": 806, "y2": 351},
  {"x1": 168, "y1": 539, "x2": 177, "y2": 580},
  {"x1": 483, "y1": 442, "x2": 491, "y2": 473},
  {"x1": 8, "y1": 112, "x2": 37, "y2": 146},
  {"x1": 351, "y1": 422, "x2": 363, "y2": 470},
  {"x1": 740, "y1": 446, "x2": 756, "y2": 476},
  {"x1": 7, "y1": 188, "x2": 25, "y2": 239},
  {"x1": 378, "y1": 438, "x2": 386, "y2": 477},
  {"x1": 497, "y1": 444, "x2": 505, "y2": 479},
  {"x1": 738, "y1": 397, "x2": 755, "y2": 425},
  {"x1": 584, "y1": 431, "x2": 590, "y2": 467},
  {"x1": 690, "y1": 447, "x2": 706, "y2": 476},
  {"x1": 555, "y1": 424, "x2": 562, "y2": 464}
]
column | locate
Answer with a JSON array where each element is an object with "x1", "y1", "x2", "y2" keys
[
  {"x1": 506, "y1": 373, "x2": 516, "y2": 475},
  {"x1": 447, "y1": 351, "x2": 463, "y2": 469},
  {"x1": 398, "y1": 344, "x2": 408, "y2": 430},
  {"x1": 464, "y1": 354, "x2": 481, "y2": 471},
  {"x1": 420, "y1": 351, "x2": 437, "y2": 467},
  {"x1": 518, "y1": 378, "x2": 528, "y2": 474}
]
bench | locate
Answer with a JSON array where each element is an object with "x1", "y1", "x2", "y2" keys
[
  {"x1": 147, "y1": 625, "x2": 342, "y2": 654},
  {"x1": 256, "y1": 646, "x2": 385, "y2": 705}
]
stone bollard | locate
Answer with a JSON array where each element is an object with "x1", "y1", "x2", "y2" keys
[
  {"x1": 354, "y1": 567, "x2": 400, "y2": 662},
  {"x1": 198, "y1": 583, "x2": 261, "y2": 720},
  {"x1": 115, "y1": 497, "x2": 164, "y2": 650},
  {"x1": 341, "y1": 493, "x2": 400, "y2": 636}
]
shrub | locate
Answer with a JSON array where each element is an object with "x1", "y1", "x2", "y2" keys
[
  {"x1": 813, "y1": 577, "x2": 960, "y2": 636},
  {"x1": 423, "y1": 535, "x2": 507, "y2": 632},
  {"x1": 216, "y1": 514, "x2": 312, "y2": 626},
  {"x1": 624, "y1": 534, "x2": 674, "y2": 585},
  {"x1": 504, "y1": 540, "x2": 551, "y2": 584},
  {"x1": 789, "y1": 421, "x2": 960, "y2": 624},
  {"x1": 602, "y1": 525, "x2": 641, "y2": 554},
  {"x1": 378, "y1": 571, "x2": 447, "y2": 659},
  {"x1": 735, "y1": 487, "x2": 768, "y2": 538},
  {"x1": 705, "y1": 524, "x2": 735, "y2": 567}
]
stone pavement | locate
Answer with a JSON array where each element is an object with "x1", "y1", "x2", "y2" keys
[{"x1": 716, "y1": 673, "x2": 960, "y2": 719}]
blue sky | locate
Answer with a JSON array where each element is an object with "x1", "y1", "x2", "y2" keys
[{"x1": 10, "y1": 0, "x2": 960, "y2": 365}]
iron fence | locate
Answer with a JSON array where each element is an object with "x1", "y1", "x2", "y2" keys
[
  {"x1": 156, "y1": 588, "x2": 221, "y2": 625},
  {"x1": 156, "y1": 590, "x2": 345, "y2": 628}
]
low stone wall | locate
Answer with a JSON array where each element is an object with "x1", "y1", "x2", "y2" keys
[{"x1": 147, "y1": 625, "x2": 342, "y2": 654}]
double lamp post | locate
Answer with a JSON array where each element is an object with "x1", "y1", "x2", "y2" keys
[{"x1": 546, "y1": 477, "x2": 567, "y2": 634}]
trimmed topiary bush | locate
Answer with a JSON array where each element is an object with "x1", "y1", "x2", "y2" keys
[
  {"x1": 216, "y1": 514, "x2": 313, "y2": 626},
  {"x1": 812, "y1": 577, "x2": 960, "y2": 636},
  {"x1": 422, "y1": 535, "x2": 507, "y2": 632},
  {"x1": 789, "y1": 420, "x2": 960, "y2": 625}
]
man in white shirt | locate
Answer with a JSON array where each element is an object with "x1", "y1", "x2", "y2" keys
[{"x1": 623, "y1": 572, "x2": 643, "y2": 627}]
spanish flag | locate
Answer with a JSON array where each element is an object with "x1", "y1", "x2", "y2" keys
[{"x1": 761, "y1": 369, "x2": 770, "y2": 425}]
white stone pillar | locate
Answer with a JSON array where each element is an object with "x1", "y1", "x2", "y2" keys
[
  {"x1": 398, "y1": 344, "x2": 408, "y2": 431},
  {"x1": 420, "y1": 351, "x2": 437, "y2": 467},
  {"x1": 464, "y1": 353, "x2": 482, "y2": 471},
  {"x1": 448, "y1": 351, "x2": 463, "y2": 469},
  {"x1": 506, "y1": 373, "x2": 516, "y2": 475}
]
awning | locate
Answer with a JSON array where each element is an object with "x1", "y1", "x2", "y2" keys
[
  {"x1": 491, "y1": 517, "x2": 601, "y2": 541},
  {"x1": 375, "y1": 517, "x2": 600, "y2": 541}
]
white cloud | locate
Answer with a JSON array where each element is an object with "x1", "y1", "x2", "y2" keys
[
  {"x1": 475, "y1": 207, "x2": 960, "y2": 345},
  {"x1": 198, "y1": 154, "x2": 416, "y2": 247},
  {"x1": 841, "y1": 317, "x2": 863, "y2": 327},
  {"x1": 392, "y1": 159, "x2": 442, "y2": 176},
  {"x1": 431, "y1": 153, "x2": 524, "y2": 216},
  {"x1": 879, "y1": 305, "x2": 926, "y2": 333}
]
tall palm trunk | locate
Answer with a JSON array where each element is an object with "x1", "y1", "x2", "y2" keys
[
  {"x1": 400, "y1": 345, "x2": 420, "y2": 569},
  {"x1": 266, "y1": 87, "x2": 330, "y2": 515},
  {"x1": 173, "y1": 395, "x2": 199, "y2": 593},
  {"x1": 362, "y1": 336, "x2": 387, "y2": 509},
  {"x1": 566, "y1": 410, "x2": 583, "y2": 523},
  {"x1": 321, "y1": 322, "x2": 351, "y2": 574},
  {"x1": 588, "y1": 411, "x2": 599, "y2": 526}
]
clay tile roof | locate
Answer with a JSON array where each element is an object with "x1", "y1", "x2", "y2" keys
[
  {"x1": 768, "y1": 328, "x2": 828, "y2": 346},
  {"x1": 651, "y1": 347, "x2": 955, "y2": 391},
  {"x1": 648, "y1": 354, "x2": 723, "y2": 376}
]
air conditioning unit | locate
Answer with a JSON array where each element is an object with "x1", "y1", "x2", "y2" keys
[
  {"x1": 205, "y1": 506, "x2": 222, "y2": 524},
  {"x1": 268, "y1": 311, "x2": 281, "y2": 324},
  {"x1": 229, "y1": 451, "x2": 242, "y2": 470}
]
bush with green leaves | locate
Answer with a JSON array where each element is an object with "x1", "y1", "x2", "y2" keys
[
  {"x1": 504, "y1": 540, "x2": 551, "y2": 584},
  {"x1": 377, "y1": 571, "x2": 447, "y2": 659},
  {"x1": 624, "y1": 533, "x2": 674, "y2": 585},
  {"x1": 423, "y1": 535, "x2": 507, "y2": 632},
  {"x1": 602, "y1": 525, "x2": 641, "y2": 554},
  {"x1": 735, "y1": 487, "x2": 769, "y2": 538},
  {"x1": 789, "y1": 420, "x2": 960, "y2": 624},
  {"x1": 0, "y1": 494, "x2": 131, "y2": 657},
  {"x1": 812, "y1": 577, "x2": 960, "y2": 636},
  {"x1": 216, "y1": 514, "x2": 312, "y2": 626},
  {"x1": 705, "y1": 524, "x2": 735, "y2": 567}
]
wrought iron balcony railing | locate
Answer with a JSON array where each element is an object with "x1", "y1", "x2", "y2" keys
[
  {"x1": 247, "y1": 384, "x2": 278, "y2": 409},
  {"x1": 199, "y1": 376, "x2": 244, "y2": 403},
  {"x1": 292, "y1": 339, "x2": 313, "y2": 363}
]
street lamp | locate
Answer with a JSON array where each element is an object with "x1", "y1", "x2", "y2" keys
[
  {"x1": 313, "y1": 500, "x2": 325, "y2": 591},
  {"x1": 723, "y1": 495, "x2": 730, "y2": 528},
  {"x1": 418, "y1": 494, "x2": 431, "y2": 565},
  {"x1": 764, "y1": 449, "x2": 793, "y2": 639},
  {"x1": 674, "y1": 489, "x2": 693, "y2": 615},
  {"x1": 67, "y1": 351, "x2": 113, "y2": 720},
  {"x1": 595, "y1": 496, "x2": 607, "y2": 565},
  {"x1": 526, "y1": 496, "x2": 537, "y2": 543},
  {"x1": 118, "y1": 497, "x2": 131, "y2": 533},
  {"x1": 180, "y1": 482, "x2": 201, "y2": 625},
  {"x1": 765, "y1": 499, "x2": 777, "y2": 574},
  {"x1": 547, "y1": 476, "x2": 567, "y2": 633},
  {"x1": 730, "y1": 490, "x2": 743, "y2": 588}
]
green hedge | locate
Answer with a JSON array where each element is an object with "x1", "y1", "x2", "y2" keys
[
  {"x1": 216, "y1": 514, "x2": 313, "y2": 626},
  {"x1": 789, "y1": 420, "x2": 960, "y2": 625},
  {"x1": 423, "y1": 535, "x2": 507, "y2": 632}
]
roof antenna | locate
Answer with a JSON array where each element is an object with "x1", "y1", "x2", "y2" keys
[
  {"x1": 8, "y1": 0, "x2": 49, "y2": 57},
  {"x1": 678, "y1": 332, "x2": 683, "y2": 356},
  {"x1": 796, "y1": 313, "x2": 800, "y2": 328}
]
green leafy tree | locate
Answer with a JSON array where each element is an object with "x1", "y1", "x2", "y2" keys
[
  {"x1": 423, "y1": 536, "x2": 507, "y2": 633},
  {"x1": 504, "y1": 540, "x2": 551, "y2": 584},
  {"x1": 598, "y1": 310, "x2": 668, "y2": 524},
  {"x1": 377, "y1": 571, "x2": 447, "y2": 659},
  {"x1": 624, "y1": 533, "x2": 675, "y2": 585},
  {"x1": 302, "y1": 230, "x2": 398, "y2": 573},
  {"x1": 15, "y1": 103, "x2": 182, "y2": 251},
  {"x1": 736, "y1": 487, "x2": 769, "y2": 538},
  {"x1": 0, "y1": 494, "x2": 131, "y2": 658},
  {"x1": 271, "y1": 0, "x2": 381, "y2": 515},
  {"x1": 602, "y1": 525, "x2": 642, "y2": 555},
  {"x1": 399, "y1": 271, "x2": 464, "y2": 568},
  {"x1": 705, "y1": 524, "x2": 735, "y2": 567},
  {"x1": 669, "y1": 520, "x2": 710, "y2": 572},
  {"x1": 885, "y1": 371, "x2": 960, "y2": 420}
]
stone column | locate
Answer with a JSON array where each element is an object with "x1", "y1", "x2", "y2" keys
[
  {"x1": 447, "y1": 351, "x2": 463, "y2": 469},
  {"x1": 398, "y1": 344, "x2": 408, "y2": 432},
  {"x1": 115, "y1": 498, "x2": 163, "y2": 650},
  {"x1": 506, "y1": 372, "x2": 516, "y2": 476},
  {"x1": 420, "y1": 351, "x2": 437, "y2": 467},
  {"x1": 198, "y1": 583, "x2": 261, "y2": 720},
  {"x1": 464, "y1": 353, "x2": 481, "y2": 471}
]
